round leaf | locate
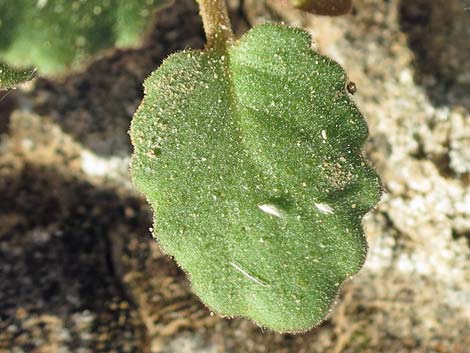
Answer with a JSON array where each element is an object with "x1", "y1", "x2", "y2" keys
[{"x1": 130, "y1": 23, "x2": 381, "y2": 332}]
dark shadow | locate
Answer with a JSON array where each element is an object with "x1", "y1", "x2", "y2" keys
[
  {"x1": 28, "y1": 0, "x2": 205, "y2": 158},
  {"x1": 0, "y1": 91, "x2": 16, "y2": 135},
  {"x1": 0, "y1": 164, "x2": 152, "y2": 352},
  {"x1": 399, "y1": 0, "x2": 470, "y2": 107}
]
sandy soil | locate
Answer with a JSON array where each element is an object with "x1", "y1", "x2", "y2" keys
[{"x1": 0, "y1": 0, "x2": 468, "y2": 352}]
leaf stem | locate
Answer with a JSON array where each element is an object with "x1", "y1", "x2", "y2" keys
[{"x1": 197, "y1": 0, "x2": 234, "y2": 51}]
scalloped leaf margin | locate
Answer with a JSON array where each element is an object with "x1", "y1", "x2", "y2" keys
[{"x1": 130, "y1": 23, "x2": 381, "y2": 332}]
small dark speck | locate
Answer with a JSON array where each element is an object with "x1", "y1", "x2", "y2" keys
[{"x1": 347, "y1": 81, "x2": 357, "y2": 95}]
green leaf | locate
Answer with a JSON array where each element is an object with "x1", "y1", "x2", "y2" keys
[
  {"x1": 0, "y1": 0, "x2": 165, "y2": 75},
  {"x1": 130, "y1": 23, "x2": 381, "y2": 332},
  {"x1": 289, "y1": 0, "x2": 352, "y2": 15},
  {"x1": 0, "y1": 62, "x2": 36, "y2": 91}
]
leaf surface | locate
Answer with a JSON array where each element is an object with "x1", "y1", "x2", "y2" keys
[
  {"x1": 130, "y1": 23, "x2": 380, "y2": 332},
  {"x1": 0, "y1": 0, "x2": 165, "y2": 74},
  {"x1": 0, "y1": 62, "x2": 35, "y2": 90}
]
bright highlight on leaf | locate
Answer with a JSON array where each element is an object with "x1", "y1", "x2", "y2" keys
[
  {"x1": 289, "y1": 0, "x2": 352, "y2": 16},
  {"x1": 0, "y1": 63, "x2": 36, "y2": 91},
  {"x1": 130, "y1": 23, "x2": 381, "y2": 332},
  {"x1": 0, "y1": 0, "x2": 165, "y2": 75}
]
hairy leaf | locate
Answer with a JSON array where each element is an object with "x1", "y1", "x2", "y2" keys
[
  {"x1": 0, "y1": 63, "x2": 35, "y2": 90},
  {"x1": 0, "y1": 0, "x2": 165, "y2": 75},
  {"x1": 130, "y1": 23, "x2": 381, "y2": 332},
  {"x1": 289, "y1": 0, "x2": 352, "y2": 15}
]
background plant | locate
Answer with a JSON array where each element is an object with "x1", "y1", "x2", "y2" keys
[{"x1": 0, "y1": 0, "x2": 166, "y2": 75}]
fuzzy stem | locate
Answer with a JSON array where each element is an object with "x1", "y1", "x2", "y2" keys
[{"x1": 197, "y1": 0, "x2": 234, "y2": 51}]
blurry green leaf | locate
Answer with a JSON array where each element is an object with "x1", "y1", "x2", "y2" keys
[
  {"x1": 0, "y1": 0, "x2": 166, "y2": 75},
  {"x1": 289, "y1": 0, "x2": 352, "y2": 15},
  {"x1": 130, "y1": 23, "x2": 380, "y2": 332},
  {"x1": 0, "y1": 62, "x2": 35, "y2": 90}
]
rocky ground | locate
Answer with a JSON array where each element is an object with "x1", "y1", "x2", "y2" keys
[{"x1": 0, "y1": 0, "x2": 469, "y2": 352}]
